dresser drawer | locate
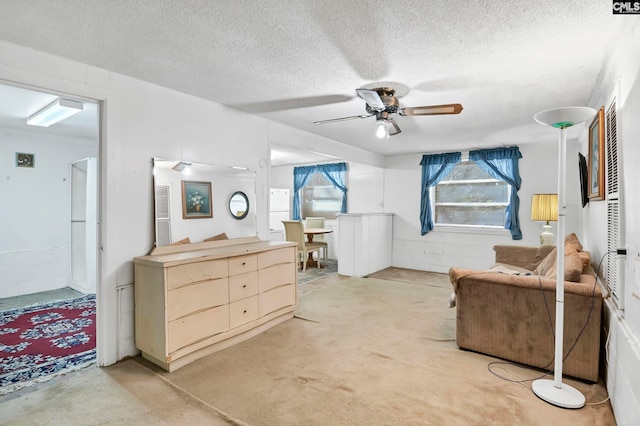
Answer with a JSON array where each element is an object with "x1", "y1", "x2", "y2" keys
[
  {"x1": 167, "y1": 278, "x2": 229, "y2": 321},
  {"x1": 258, "y1": 246, "x2": 296, "y2": 269},
  {"x1": 229, "y1": 295, "x2": 259, "y2": 329},
  {"x1": 229, "y1": 271, "x2": 258, "y2": 302},
  {"x1": 167, "y1": 305, "x2": 229, "y2": 353},
  {"x1": 259, "y1": 284, "x2": 296, "y2": 316},
  {"x1": 258, "y1": 262, "x2": 296, "y2": 293},
  {"x1": 167, "y1": 259, "x2": 228, "y2": 290},
  {"x1": 228, "y1": 254, "x2": 257, "y2": 276}
]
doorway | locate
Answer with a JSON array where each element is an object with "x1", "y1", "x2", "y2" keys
[{"x1": 0, "y1": 82, "x2": 100, "y2": 393}]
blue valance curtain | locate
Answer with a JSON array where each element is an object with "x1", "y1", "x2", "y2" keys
[
  {"x1": 292, "y1": 162, "x2": 348, "y2": 220},
  {"x1": 469, "y1": 146, "x2": 523, "y2": 240},
  {"x1": 419, "y1": 152, "x2": 461, "y2": 235}
]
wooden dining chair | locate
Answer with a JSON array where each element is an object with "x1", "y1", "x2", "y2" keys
[
  {"x1": 282, "y1": 220, "x2": 323, "y2": 271},
  {"x1": 305, "y1": 217, "x2": 329, "y2": 261}
]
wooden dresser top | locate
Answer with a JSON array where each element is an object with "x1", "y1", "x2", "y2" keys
[{"x1": 134, "y1": 237, "x2": 296, "y2": 267}]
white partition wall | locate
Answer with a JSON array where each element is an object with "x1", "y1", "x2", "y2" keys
[{"x1": 337, "y1": 213, "x2": 393, "y2": 277}]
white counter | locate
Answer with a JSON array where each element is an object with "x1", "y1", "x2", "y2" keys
[{"x1": 337, "y1": 213, "x2": 393, "y2": 277}]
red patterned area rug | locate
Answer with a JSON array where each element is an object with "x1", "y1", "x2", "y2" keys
[{"x1": 0, "y1": 294, "x2": 96, "y2": 395}]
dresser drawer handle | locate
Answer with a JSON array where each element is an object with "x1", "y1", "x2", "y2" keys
[
  {"x1": 242, "y1": 262, "x2": 246, "y2": 266},
  {"x1": 243, "y1": 310, "x2": 247, "y2": 314},
  {"x1": 242, "y1": 284, "x2": 247, "y2": 288}
]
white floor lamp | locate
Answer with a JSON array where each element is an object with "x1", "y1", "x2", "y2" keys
[{"x1": 532, "y1": 106, "x2": 596, "y2": 409}]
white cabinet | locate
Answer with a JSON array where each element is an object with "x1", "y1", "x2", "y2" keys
[
  {"x1": 133, "y1": 237, "x2": 297, "y2": 371},
  {"x1": 337, "y1": 213, "x2": 393, "y2": 277}
]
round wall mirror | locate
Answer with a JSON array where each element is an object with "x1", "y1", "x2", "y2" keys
[{"x1": 229, "y1": 191, "x2": 249, "y2": 220}]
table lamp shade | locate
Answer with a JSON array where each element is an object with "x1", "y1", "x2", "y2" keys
[{"x1": 531, "y1": 194, "x2": 558, "y2": 223}]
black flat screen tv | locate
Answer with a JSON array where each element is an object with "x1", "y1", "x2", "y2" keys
[{"x1": 578, "y1": 152, "x2": 589, "y2": 208}]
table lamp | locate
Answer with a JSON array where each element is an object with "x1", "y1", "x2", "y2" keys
[{"x1": 531, "y1": 193, "x2": 558, "y2": 244}]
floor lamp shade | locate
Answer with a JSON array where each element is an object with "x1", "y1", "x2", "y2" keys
[
  {"x1": 531, "y1": 194, "x2": 558, "y2": 244},
  {"x1": 532, "y1": 106, "x2": 595, "y2": 409}
]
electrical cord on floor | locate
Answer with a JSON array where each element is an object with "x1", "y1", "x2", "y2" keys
[{"x1": 488, "y1": 250, "x2": 614, "y2": 401}]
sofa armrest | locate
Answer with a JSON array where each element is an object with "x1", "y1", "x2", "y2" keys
[{"x1": 493, "y1": 244, "x2": 553, "y2": 269}]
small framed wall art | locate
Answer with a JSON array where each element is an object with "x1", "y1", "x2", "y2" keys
[
  {"x1": 587, "y1": 106, "x2": 605, "y2": 200},
  {"x1": 181, "y1": 180, "x2": 213, "y2": 219},
  {"x1": 16, "y1": 152, "x2": 35, "y2": 168}
]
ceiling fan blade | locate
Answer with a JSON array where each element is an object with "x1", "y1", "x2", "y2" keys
[
  {"x1": 313, "y1": 114, "x2": 374, "y2": 125},
  {"x1": 356, "y1": 89, "x2": 385, "y2": 111},
  {"x1": 232, "y1": 94, "x2": 354, "y2": 114},
  {"x1": 388, "y1": 118, "x2": 401, "y2": 135},
  {"x1": 400, "y1": 103, "x2": 463, "y2": 116}
]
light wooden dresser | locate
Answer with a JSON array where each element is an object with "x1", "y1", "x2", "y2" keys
[{"x1": 133, "y1": 236, "x2": 297, "y2": 371}]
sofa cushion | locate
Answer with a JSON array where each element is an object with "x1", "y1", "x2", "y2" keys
[
  {"x1": 544, "y1": 253, "x2": 583, "y2": 282},
  {"x1": 204, "y1": 232, "x2": 229, "y2": 242},
  {"x1": 534, "y1": 247, "x2": 557, "y2": 276},
  {"x1": 577, "y1": 251, "x2": 591, "y2": 271},
  {"x1": 170, "y1": 237, "x2": 191, "y2": 245},
  {"x1": 526, "y1": 245, "x2": 555, "y2": 271},
  {"x1": 565, "y1": 232, "x2": 583, "y2": 253}
]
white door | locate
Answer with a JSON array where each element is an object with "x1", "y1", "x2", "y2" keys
[{"x1": 70, "y1": 157, "x2": 97, "y2": 294}]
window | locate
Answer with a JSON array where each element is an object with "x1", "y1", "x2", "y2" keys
[
  {"x1": 433, "y1": 160, "x2": 510, "y2": 227},
  {"x1": 301, "y1": 172, "x2": 343, "y2": 219}
]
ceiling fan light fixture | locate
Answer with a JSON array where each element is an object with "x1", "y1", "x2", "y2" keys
[
  {"x1": 313, "y1": 87, "x2": 462, "y2": 134},
  {"x1": 376, "y1": 120, "x2": 388, "y2": 138}
]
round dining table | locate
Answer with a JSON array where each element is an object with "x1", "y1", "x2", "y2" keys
[{"x1": 303, "y1": 227, "x2": 333, "y2": 268}]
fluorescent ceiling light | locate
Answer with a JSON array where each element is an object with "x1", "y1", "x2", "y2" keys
[
  {"x1": 172, "y1": 162, "x2": 192, "y2": 174},
  {"x1": 27, "y1": 98, "x2": 84, "y2": 127}
]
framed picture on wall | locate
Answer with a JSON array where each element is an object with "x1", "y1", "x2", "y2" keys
[
  {"x1": 587, "y1": 106, "x2": 605, "y2": 201},
  {"x1": 181, "y1": 180, "x2": 213, "y2": 219}
]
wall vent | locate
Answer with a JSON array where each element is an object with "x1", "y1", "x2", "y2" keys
[
  {"x1": 605, "y1": 98, "x2": 624, "y2": 310},
  {"x1": 606, "y1": 99, "x2": 619, "y2": 197}
]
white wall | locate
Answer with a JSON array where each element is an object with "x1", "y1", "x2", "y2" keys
[
  {"x1": 268, "y1": 121, "x2": 385, "y2": 169},
  {"x1": 383, "y1": 140, "x2": 583, "y2": 272},
  {"x1": 0, "y1": 40, "x2": 358, "y2": 365},
  {"x1": 584, "y1": 20, "x2": 640, "y2": 425},
  {"x1": 0, "y1": 129, "x2": 97, "y2": 297}
]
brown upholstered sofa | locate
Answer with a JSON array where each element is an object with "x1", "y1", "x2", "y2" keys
[{"x1": 449, "y1": 234, "x2": 603, "y2": 382}]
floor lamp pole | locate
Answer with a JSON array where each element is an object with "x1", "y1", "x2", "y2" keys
[
  {"x1": 532, "y1": 106, "x2": 595, "y2": 409},
  {"x1": 553, "y1": 125, "x2": 567, "y2": 388}
]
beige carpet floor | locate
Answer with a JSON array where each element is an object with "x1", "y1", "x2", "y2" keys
[
  {"x1": 146, "y1": 271, "x2": 614, "y2": 425},
  {"x1": 1, "y1": 270, "x2": 615, "y2": 425}
]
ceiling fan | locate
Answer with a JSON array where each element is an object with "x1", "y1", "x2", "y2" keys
[{"x1": 313, "y1": 87, "x2": 463, "y2": 137}]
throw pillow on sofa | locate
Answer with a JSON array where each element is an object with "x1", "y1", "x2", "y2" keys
[
  {"x1": 532, "y1": 232, "x2": 587, "y2": 283},
  {"x1": 534, "y1": 247, "x2": 558, "y2": 276},
  {"x1": 577, "y1": 251, "x2": 591, "y2": 270},
  {"x1": 543, "y1": 253, "x2": 584, "y2": 282},
  {"x1": 526, "y1": 245, "x2": 555, "y2": 271},
  {"x1": 565, "y1": 232, "x2": 583, "y2": 253}
]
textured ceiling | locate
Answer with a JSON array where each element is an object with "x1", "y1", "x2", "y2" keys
[{"x1": 0, "y1": 1, "x2": 621, "y2": 157}]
